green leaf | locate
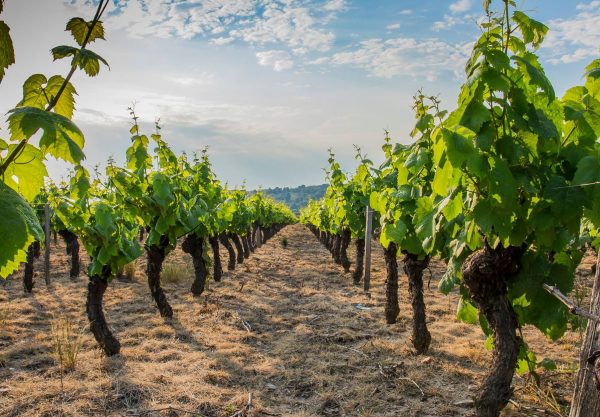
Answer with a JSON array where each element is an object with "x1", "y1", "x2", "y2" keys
[
  {"x1": 442, "y1": 127, "x2": 477, "y2": 168},
  {"x1": 439, "y1": 259, "x2": 460, "y2": 294},
  {"x1": 573, "y1": 155, "x2": 600, "y2": 186},
  {"x1": 516, "y1": 349, "x2": 537, "y2": 376},
  {"x1": 539, "y1": 358, "x2": 557, "y2": 371},
  {"x1": 512, "y1": 54, "x2": 555, "y2": 101},
  {"x1": 585, "y1": 59, "x2": 600, "y2": 80},
  {"x1": 513, "y1": 11, "x2": 548, "y2": 49},
  {"x1": 0, "y1": 183, "x2": 44, "y2": 278},
  {"x1": 509, "y1": 251, "x2": 579, "y2": 340},
  {"x1": 51, "y1": 45, "x2": 79, "y2": 61},
  {"x1": 460, "y1": 100, "x2": 490, "y2": 132},
  {"x1": 66, "y1": 17, "x2": 106, "y2": 46},
  {"x1": 381, "y1": 220, "x2": 407, "y2": 248},
  {"x1": 456, "y1": 297, "x2": 478, "y2": 324},
  {"x1": 19, "y1": 74, "x2": 77, "y2": 118},
  {"x1": 415, "y1": 197, "x2": 435, "y2": 252},
  {"x1": 0, "y1": 21, "x2": 15, "y2": 83},
  {"x1": 487, "y1": 156, "x2": 517, "y2": 205},
  {"x1": 3, "y1": 144, "x2": 47, "y2": 201},
  {"x1": 7, "y1": 106, "x2": 85, "y2": 163},
  {"x1": 432, "y1": 161, "x2": 459, "y2": 196},
  {"x1": 51, "y1": 46, "x2": 109, "y2": 77},
  {"x1": 74, "y1": 48, "x2": 109, "y2": 77},
  {"x1": 442, "y1": 192, "x2": 463, "y2": 222}
]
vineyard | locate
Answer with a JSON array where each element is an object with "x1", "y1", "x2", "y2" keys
[{"x1": 1, "y1": 0, "x2": 600, "y2": 416}]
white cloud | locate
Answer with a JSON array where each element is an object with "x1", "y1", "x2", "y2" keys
[
  {"x1": 576, "y1": 1, "x2": 600, "y2": 10},
  {"x1": 230, "y1": 3, "x2": 335, "y2": 52},
  {"x1": 330, "y1": 37, "x2": 472, "y2": 79},
  {"x1": 399, "y1": 9, "x2": 412, "y2": 16},
  {"x1": 433, "y1": 14, "x2": 461, "y2": 30},
  {"x1": 543, "y1": 1, "x2": 600, "y2": 64},
  {"x1": 322, "y1": 0, "x2": 347, "y2": 12},
  {"x1": 64, "y1": 0, "x2": 342, "y2": 53},
  {"x1": 433, "y1": 12, "x2": 480, "y2": 31},
  {"x1": 256, "y1": 50, "x2": 295, "y2": 71},
  {"x1": 449, "y1": 0, "x2": 472, "y2": 14},
  {"x1": 386, "y1": 23, "x2": 401, "y2": 30}
]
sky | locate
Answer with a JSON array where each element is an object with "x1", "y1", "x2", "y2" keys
[{"x1": 0, "y1": 0, "x2": 599, "y2": 189}]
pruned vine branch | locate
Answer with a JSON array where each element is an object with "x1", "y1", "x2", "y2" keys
[{"x1": 542, "y1": 284, "x2": 600, "y2": 322}]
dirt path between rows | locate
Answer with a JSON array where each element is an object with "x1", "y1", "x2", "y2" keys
[{"x1": 0, "y1": 224, "x2": 586, "y2": 416}]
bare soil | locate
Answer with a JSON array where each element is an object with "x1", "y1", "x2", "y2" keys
[{"x1": 0, "y1": 224, "x2": 592, "y2": 417}]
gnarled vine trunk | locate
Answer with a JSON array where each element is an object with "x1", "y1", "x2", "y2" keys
[
  {"x1": 59, "y1": 230, "x2": 80, "y2": 279},
  {"x1": 403, "y1": 253, "x2": 431, "y2": 354},
  {"x1": 182, "y1": 234, "x2": 209, "y2": 296},
  {"x1": 145, "y1": 235, "x2": 173, "y2": 318},
  {"x1": 246, "y1": 229, "x2": 255, "y2": 252},
  {"x1": 230, "y1": 234, "x2": 244, "y2": 264},
  {"x1": 462, "y1": 245, "x2": 523, "y2": 417},
  {"x1": 219, "y1": 233, "x2": 236, "y2": 271},
  {"x1": 252, "y1": 222, "x2": 262, "y2": 248},
  {"x1": 241, "y1": 233, "x2": 250, "y2": 258},
  {"x1": 384, "y1": 243, "x2": 399, "y2": 324},
  {"x1": 23, "y1": 241, "x2": 40, "y2": 293},
  {"x1": 340, "y1": 230, "x2": 351, "y2": 273},
  {"x1": 332, "y1": 234, "x2": 342, "y2": 264},
  {"x1": 87, "y1": 267, "x2": 120, "y2": 356},
  {"x1": 209, "y1": 235, "x2": 222, "y2": 282},
  {"x1": 353, "y1": 238, "x2": 365, "y2": 285}
]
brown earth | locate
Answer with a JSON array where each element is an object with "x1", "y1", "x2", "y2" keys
[{"x1": 0, "y1": 224, "x2": 593, "y2": 417}]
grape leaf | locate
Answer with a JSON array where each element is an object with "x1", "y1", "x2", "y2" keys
[
  {"x1": 51, "y1": 46, "x2": 109, "y2": 77},
  {"x1": 66, "y1": 17, "x2": 105, "y2": 46},
  {"x1": 512, "y1": 11, "x2": 548, "y2": 49},
  {"x1": 19, "y1": 74, "x2": 77, "y2": 118},
  {"x1": 7, "y1": 106, "x2": 85, "y2": 163},
  {"x1": 0, "y1": 183, "x2": 44, "y2": 278},
  {"x1": 0, "y1": 21, "x2": 15, "y2": 83},
  {"x1": 512, "y1": 54, "x2": 555, "y2": 101},
  {"x1": 3, "y1": 143, "x2": 47, "y2": 201}
]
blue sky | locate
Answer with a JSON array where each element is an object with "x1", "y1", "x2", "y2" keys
[{"x1": 1, "y1": 0, "x2": 599, "y2": 188}]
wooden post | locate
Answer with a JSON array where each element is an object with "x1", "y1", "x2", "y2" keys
[
  {"x1": 363, "y1": 204, "x2": 373, "y2": 292},
  {"x1": 570, "y1": 250, "x2": 600, "y2": 417},
  {"x1": 44, "y1": 202, "x2": 51, "y2": 286}
]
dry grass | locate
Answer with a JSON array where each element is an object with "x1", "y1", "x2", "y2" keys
[
  {"x1": 121, "y1": 262, "x2": 138, "y2": 281},
  {"x1": 50, "y1": 315, "x2": 85, "y2": 372},
  {"x1": 0, "y1": 224, "x2": 588, "y2": 416},
  {"x1": 160, "y1": 261, "x2": 193, "y2": 284}
]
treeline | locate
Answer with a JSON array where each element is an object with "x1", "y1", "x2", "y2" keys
[{"x1": 253, "y1": 184, "x2": 327, "y2": 213}]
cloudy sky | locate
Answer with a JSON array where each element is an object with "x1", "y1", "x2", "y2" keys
[{"x1": 0, "y1": 0, "x2": 599, "y2": 188}]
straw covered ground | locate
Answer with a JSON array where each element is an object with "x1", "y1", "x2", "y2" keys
[{"x1": 0, "y1": 224, "x2": 592, "y2": 416}]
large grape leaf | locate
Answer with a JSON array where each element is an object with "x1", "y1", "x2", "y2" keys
[
  {"x1": 19, "y1": 74, "x2": 77, "y2": 118},
  {"x1": 509, "y1": 251, "x2": 579, "y2": 340},
  {"x1": 51, "y1": 46, "x2": 109, "y2": 77},
  {"x1": 66, "y1": 18, "x2": 105, "y2": 46},
  {"x1": 512, "y1": 54, "x2": 555, "y2": 101},
  {"x1": 0, "y1": 183, "x2": 44, "y2": 278},
  {"x1": 512, "y1": 11, "x2": 548, "y2": 49},
  {"x1": 0, "y1": 21, "x2": 15, "y2": 83},
  {"x1": 3, "y1": 143, "x2": 47, "y2": 201},
  {"x1": 7, "y1": 106, "x2": 85, "y2": 163}
]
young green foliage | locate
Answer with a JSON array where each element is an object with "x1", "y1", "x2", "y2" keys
[{"x1": 0, "y1": 1, "x2": 110, "y2": 278}]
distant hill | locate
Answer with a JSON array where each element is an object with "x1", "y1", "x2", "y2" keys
[{"x1": 256, "y1": 184, "x2": 327, "y2": 214}]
